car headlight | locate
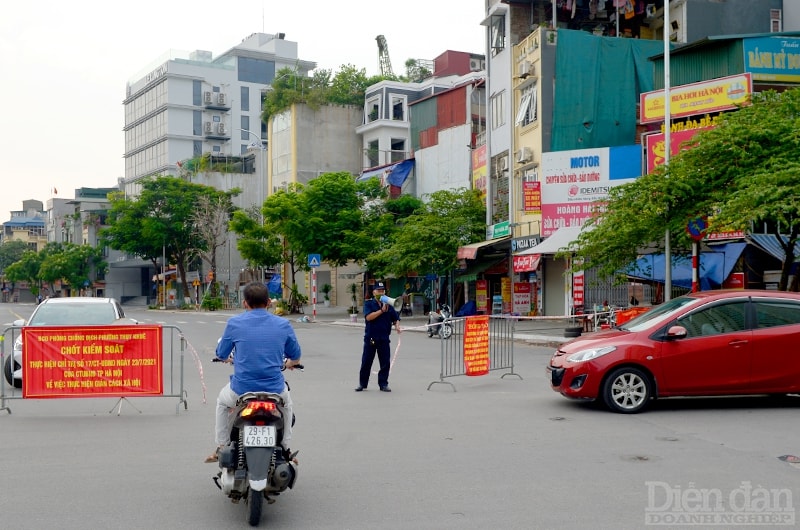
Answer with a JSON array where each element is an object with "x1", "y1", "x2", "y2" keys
[
  {"x1": 567, "y1": 346, "x2": 616, "y2": 363},
  {"x1": 13, "y1": 334, "x2": 22, "y2": 353}
]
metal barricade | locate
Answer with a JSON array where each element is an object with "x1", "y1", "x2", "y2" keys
[
  {"x1": 428, "y1": 315, "x2": 522, "y2": 391},
  {"x1": 1, "y1": 325, "x2": 188, "y2": 415}
]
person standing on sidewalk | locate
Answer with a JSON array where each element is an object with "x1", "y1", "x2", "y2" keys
[{"x1": 355, "y1": 281, "x2": 400, "y2": 392}]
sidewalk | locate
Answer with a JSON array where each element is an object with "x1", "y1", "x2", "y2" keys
[{"x1": 302, "y1": 303, "x2": 575, "y2": 347}]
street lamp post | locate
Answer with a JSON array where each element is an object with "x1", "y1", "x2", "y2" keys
[{"x1": 239, "y1": 128, "x2": 267, "y2": 283}]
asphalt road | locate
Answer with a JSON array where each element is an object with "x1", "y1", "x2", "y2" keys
[{"x1": 1, "y1": 304, "x2": 799, "y2": 529}]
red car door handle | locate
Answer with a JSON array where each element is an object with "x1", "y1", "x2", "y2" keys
[{"x1": 728, "y1": 340, "x2": 749, "y2": 346}]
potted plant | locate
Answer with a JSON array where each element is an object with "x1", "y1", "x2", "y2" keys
[
  {"x1": 321, "y1": 283, "x2": 332, "y2": 307},
  {"x1": 348, "y1": 283, "x2": 359, "y2": 322}
]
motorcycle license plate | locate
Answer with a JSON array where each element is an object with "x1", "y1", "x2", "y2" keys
[{"x1": 243, "y1": 425, "x2": 276, "y2": 447}]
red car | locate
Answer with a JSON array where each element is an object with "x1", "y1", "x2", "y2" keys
[{"x1": 547, "y1": 290, "x2": 800, "y2": 413}]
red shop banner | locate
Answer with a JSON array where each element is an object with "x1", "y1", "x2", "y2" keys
[
  {"x1": 463, "y1": 315, "x2": 490, "y2": 377},
  {"x1": 22, "y1": 325, "x2": 164, "y2": 398}
]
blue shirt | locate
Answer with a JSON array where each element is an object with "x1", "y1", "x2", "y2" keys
[
  {"x1": 363, "y1": 298, "x2": 400, "y2": 340},
  {"x1": 215, "y1": 309, "x2": 302, "y2": 394}
]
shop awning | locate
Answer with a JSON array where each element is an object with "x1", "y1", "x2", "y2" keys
[
  {"x1": 626, "y1": 242, "x2": 746, "y2": 290},
  {"x1": 457, "y1": 236, "x2": 511, "y2": 259},
  {"x1": 747, "y1": 233, "x2": 800, "y2": 261},
  {"x1": 455, "y1": 258, "x2": 507, "y2": 283},
  {"x1": 516, "y1": 226, "x2": 585, "y2": 256}
]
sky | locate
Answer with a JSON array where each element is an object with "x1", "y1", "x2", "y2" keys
[{"x1": 0, "y1": 0, "x2": 486, "y2": 221}]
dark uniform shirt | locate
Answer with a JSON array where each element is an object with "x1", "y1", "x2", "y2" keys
[{"x1": 363, "y1": 298, "x2": 400, "y2": 340}]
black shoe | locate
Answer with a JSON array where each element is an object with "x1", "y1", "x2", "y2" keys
[
  {"x1": 380, "y1": 386, "x2": 391, "y2": 392},
  {"x1": 355, "y1": 386, "x2": 365, "y2": 392}
]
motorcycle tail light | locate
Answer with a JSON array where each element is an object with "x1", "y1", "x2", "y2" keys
[{"x1": 241, "y1": 401, "x2": 277, "y2": 418}]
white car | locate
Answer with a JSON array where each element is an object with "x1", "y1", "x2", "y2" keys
[{"x1": 4, "y1": 297, "x2": 138, "y2": 389}]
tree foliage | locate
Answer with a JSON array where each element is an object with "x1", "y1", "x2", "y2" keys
[
  {"x1": 573, "y1": 88, "x2": 800, "y2": 290},
  {"x1": 0, "y1": 240, "x2": 30, "y2": 275},
  {"x1": 101, "y1": 177, "x2": 235, "y2": 298},
  {"x1": 262, "y1": 65, "x2": 390, "y2": 122},
  {"x1": 370, "y1": 188, "x2": 486, "y2": 277},
  {"x1": 38, "y1": 243, "x2": 105, "y2": 291}
]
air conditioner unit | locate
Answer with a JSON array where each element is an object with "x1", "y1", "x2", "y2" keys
[
  {"x1": 217, "y1": 93, "x2": 226, "y2": 105},
  {"x1": 469, "y1": 58, "x2": 485, "y2": 71},
  {"x1": 526, "y1": 63, "x2": 536, "y2": 78},
  {"x1": 516, "y1": 146, "x2": 533, "y2": 163},
  {"x1": 518, "y1": 61, "x2": 531, "y2": 78},
  {"x1": 217, "y1": 123, "x2": 226, "y2": 134},
  {"x1": 204, "y1": 121, "x2": 212, "y2": 133},
  {"x1": 204, "y1": 91, "x2": 212, "y2": 104},
  {"x1": 496, "y1": 157, "x2": 507, "y2": 172}
]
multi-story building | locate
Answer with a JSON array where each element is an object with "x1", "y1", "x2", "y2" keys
[
  {"x1": 114, "y1": 32, "x2": 316, "y2": 303},
  {"x1": 481, "y1": 0, "x2": 796, "y2": 316},
  {"x1": 2, "y1": 200, "x2": 46, "y2": 251}
]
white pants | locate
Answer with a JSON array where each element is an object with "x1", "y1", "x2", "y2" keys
[{"x1": 215, "y1": 382, "x2": 293, "y2": 450}]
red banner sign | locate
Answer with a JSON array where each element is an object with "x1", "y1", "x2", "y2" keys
[
  {"x1": 522, "y1": 181, "x2": 541, "y2": 213},
  {"x1": 463, "y1": 316, "x2": 490, "y2": 377},
  {"x1": 22, "y1": 325, "x2": 164, "y2": 398},
  {"x1": 513, "y1": 254, "x2": 541, "y2": 273}
]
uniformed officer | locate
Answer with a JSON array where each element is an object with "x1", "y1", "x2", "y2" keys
[{"x1": 355, "y1": 281, "x2": 401, "y2": 392}]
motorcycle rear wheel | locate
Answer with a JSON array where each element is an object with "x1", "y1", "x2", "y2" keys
[{"x1": 247, "y1": 487, "x2": 263, "y2": 526}]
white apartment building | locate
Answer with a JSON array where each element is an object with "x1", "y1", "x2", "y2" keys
[{"x1": 122, "y1": 32, "x2": 315, "y2": 196}]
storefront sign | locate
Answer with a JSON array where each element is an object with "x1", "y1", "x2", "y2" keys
[
  {"x1": 512, "y1": 254, "x2": 541, "y2": 273},
  {"x1": 522, "y1": 181, "x2": 541, "y2": 213},
  {"x1": 743, "y1": 37, "x2": 800, "y2": 83},
  {"x1": 640, "y1": 73, "x2": 752, "y2": 124},
  {"x1": 513, "y1": 283, "x2": 532, "y2": 315},
  {"x1": 476, "y1": 280, "x2": 488, "y2": 313}
]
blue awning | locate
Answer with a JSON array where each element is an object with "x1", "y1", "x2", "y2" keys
[
  {"x1": 626, "y1": 243, "x2": 746, "y2": 290},
  {"x1": 747, "y1": 233, "x2": 800, "y2": 262},
  {"x1": 357, "y1": 159, "x2": 414, "y2": 187}
]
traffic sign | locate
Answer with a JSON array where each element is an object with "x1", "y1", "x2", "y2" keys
[
  {"x1": 686, "y1": 216, "x2": 708, "y2": 241},
  {"x1": 308, "y1": 254, "x2": 321, "y2": 268}
]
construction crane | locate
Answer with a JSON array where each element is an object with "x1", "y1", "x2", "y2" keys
[{"x1": 376, "y1": 35, "x2": 395, "y2": 77}]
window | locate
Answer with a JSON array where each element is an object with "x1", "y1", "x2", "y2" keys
[
  {"x1": 391, "y1": 96, "x2": 405, "y2": 121},
  {"x1": 241, "y1": 116, "x2": 250, "y2": 140},
  {"x1": 490, "y1": 91, "x2": 505, "y2": 130},
  {"x1": 241, "y1": 86, "x2": 250, "y2": 111},
  {"x1": 193, "y1": 141, "x2": 202, "y2": 157},
  {"x1": 755, "y1": 300, "x2": 800, "y2": 329},
  {"x1": 678, "y1": 302, "x2": 747, "y2": 338},
  {"x1": 193, "y1": 110, "x2": 202, "y2": 136},
  {"x1": 390, "y1": 138, "x2": 405, "y2": 162},
  {"x1": 367, "y1": 139, "x2": 379, "y2": 167},
  {"x1": 490, "y1": 16, "x2": 506, "y2": 55},
  {"x1": 193, "y1": 80, "x2": 202, "y2": 106},
  {"x1": 239, "y1": 57, "x2": 273, "y2": 84},
  {"x1": 515, "y1": 86, "x2": 537, "y2": 127},
  {"x1": 366, "y1": 97, "x2": 380, "y2": 122}
]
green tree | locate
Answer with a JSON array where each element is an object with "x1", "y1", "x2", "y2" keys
[
  {"x1": 38, "y1": 243, "x2": 105, "y2": 293},
  {"x1": 190, "y1": 192, "x2": 240, "y2": 298},
  {"x1": 4, "y1": 249, "x2": 44, "y2": 294},
  {"x1": 0, "y1": 240, "x2": 30, "y2": 275},
  {"x1": 371, "y1": 188, "x2": 486, "y2": 277},
  {"x1": 228, "y1": 205, "x2": 284, "y2": 273},
  {"x1": 101, "y1": 177, "x2": 232, "y2": 300},
  {"x1": 262, "y1": 64, "x2": 389, "y2": 122},
  {"x1": 573, "y1": 88, "x2": 800, "y2": 291}
]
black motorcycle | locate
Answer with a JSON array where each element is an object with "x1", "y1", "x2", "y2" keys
[{"x1": 212, "y1": 358, "x2": 302, "y2": 526}]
